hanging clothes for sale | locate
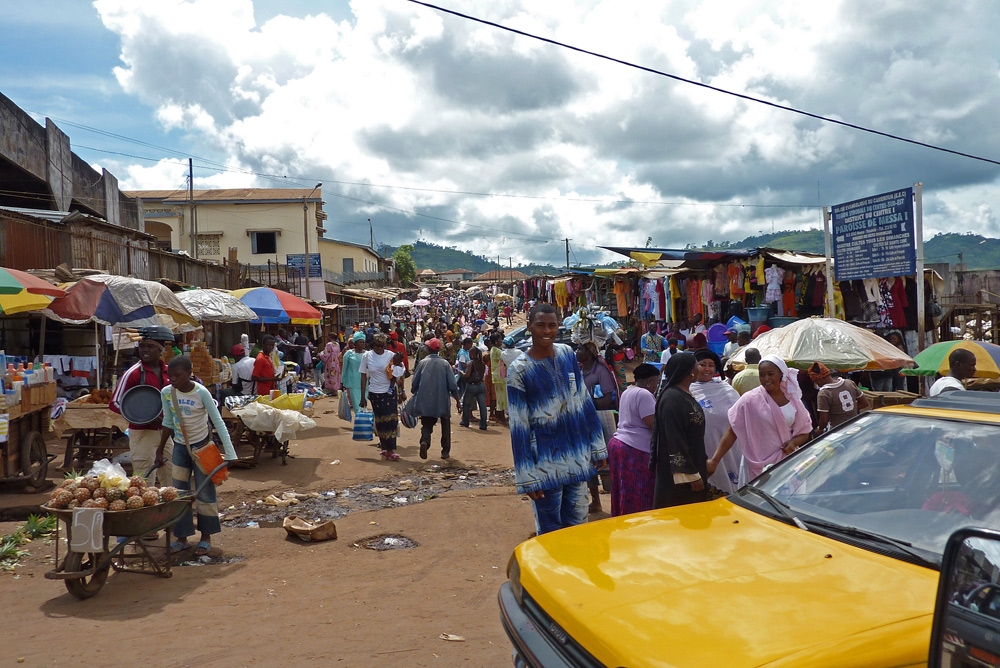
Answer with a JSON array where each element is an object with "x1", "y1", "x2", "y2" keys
[
  {"x1": 656, "y1": 279, "x2": 668, "y2": 321},
  {"x1": 614, "y1": 276, "x2": 629, "y2": 317},
  {"x1": 781, "y1": 271, "x2": 797, "y2": 317},
  {"x1": 554, "y1": 280, "x2": 569, "y2": 309},
  {"x1": 670, "y1": 276, "x2": 681, "y2": 322},
  {"x1": 764, "y1": 265, "x2": 783, "y2": 303}
]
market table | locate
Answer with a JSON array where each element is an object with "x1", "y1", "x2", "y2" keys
[{"x1": 0, "y1": 383, "x2": 57, "y2": 492}]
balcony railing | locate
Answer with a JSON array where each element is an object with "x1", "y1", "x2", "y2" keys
[{"x1": 323, "y1": 269, "x2": 388, "y2": 285}]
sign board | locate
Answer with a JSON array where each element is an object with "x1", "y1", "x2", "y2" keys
[
  {"x1": 286, "y1": 253, "x2": 322, "y2": 278},
  {"x1": 70, "y1": 507, "x2": 105, "y2": 553},
  {"x1": 831, "y1": 187, "x2": 915, "y2": 281}
]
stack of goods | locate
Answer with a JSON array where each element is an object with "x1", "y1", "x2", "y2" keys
[
  {"x1": 80, "y1": 389, "x2": 112, "y2": 404},
  {"x1": 46, "y1": 474, "x2": 179, "y2": 511},
  {"x1": 190, "y1": 342, "x2": 221, "y2": 385}
]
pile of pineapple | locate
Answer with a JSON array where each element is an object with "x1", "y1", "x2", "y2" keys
[{"x1": 47, "y1": 474, "x2": 179, "y2": 511}]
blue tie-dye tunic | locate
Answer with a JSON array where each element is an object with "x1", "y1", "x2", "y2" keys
[{"x1": 506, "y1": 343, "x2": 607, "y2": 494}]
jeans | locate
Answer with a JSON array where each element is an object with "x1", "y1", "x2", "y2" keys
[
  {"x1": 420, "y1": 416, "x2": 451, "y2": 456},
  {"x1": 531, "y1": 481, "x2": 589, "y2": 535},
  {"x1": 462, "y1": 382, "x2": 487, "y2": 429},
  {"x1": 171, "y1": 437, "x2": 221, "y2": 538}
]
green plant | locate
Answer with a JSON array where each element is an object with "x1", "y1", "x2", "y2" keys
[
  {"x1": 63, "y1": 469, "x2": 82, "y2": 479},
  {"x1": 22, "y1": 514, "x2": 56, "y2": 539}
]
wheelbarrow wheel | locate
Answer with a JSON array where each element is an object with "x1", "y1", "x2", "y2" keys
[
  {"x1": 21, "y1": 431, "x2": 48, "y2": 489},
  {"x1": 64, "y1": 550, "x2": 110, "y2": 599}
]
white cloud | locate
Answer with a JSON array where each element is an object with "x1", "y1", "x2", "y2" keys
[{"x1": 91, "y1": 0, "x2": 1000, "y2": 265}]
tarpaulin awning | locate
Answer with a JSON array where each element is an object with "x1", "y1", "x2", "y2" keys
[
  {"x1": 175, "y1": 289, "x2": 258, "y2": 323},
  {"x1": 601, "y1": 246, "x2": 826, "y2": 271},
  {"x1": 47, "y1": 274, "x2": 197, "y2": 330}
]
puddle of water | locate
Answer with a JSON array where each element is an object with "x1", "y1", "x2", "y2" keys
[
  {"x1": 355, "y1": 533, "x2": 419, "y2": 551},
  {"x1": 222, "y1": 467, "x2": 513, "y2": 529}
]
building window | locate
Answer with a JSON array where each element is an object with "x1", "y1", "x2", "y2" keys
[
  {"x1": 343, "y1": 258, "x2": 354, "y2": 274},
  {"x1": 251, "y1": 231, "x2": 277, "y2": 254},
  {"x1": 197, "y1": 234, "x2": 221, "y2": 256}
]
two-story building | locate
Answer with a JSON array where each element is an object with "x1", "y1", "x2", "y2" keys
[
  {"x1": 126, "y1": 188, "x2": 328, "y2": 300},
  {"x1": 435, "y1": 268, "x2": 477, "y2": 283}
]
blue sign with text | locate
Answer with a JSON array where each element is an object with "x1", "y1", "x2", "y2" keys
[
  {"x1": 831, "y1": 187, "x2": 915, "y2": 281},
  {"x1": 286, "y1": 252, "x2": 322, "y2": 278}
]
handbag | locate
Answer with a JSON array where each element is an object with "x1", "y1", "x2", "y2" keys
[
  {"x1": 338, "y1": 389, "x2": 353, "y2": 422},
  {"x1": 400, "y1": 394, "x2": 419, "y2": 429},
  {"x1": 352, "y1": 409, "x2": 374, "y2": 441},
  {"x1": 170, "y1": 387, "x2": 229, "y2": 486}
]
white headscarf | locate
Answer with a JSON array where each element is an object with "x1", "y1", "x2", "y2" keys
[{"x1": 760, "y1": 354, "x2": 802, "y2": 400}]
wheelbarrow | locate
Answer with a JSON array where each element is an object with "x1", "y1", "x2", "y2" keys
[{"x1": 42, "y1": 462, "x2": 228, "y2": 600}]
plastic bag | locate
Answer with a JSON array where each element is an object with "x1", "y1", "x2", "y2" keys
[
  {"x1": 338, "y1": 390, "x2": 352, "y2": 422},
  {"x1": 85, "y1": 458, "x2": 130, "y2": 489},
  {"x1": 353, "y1": 410, "x2": 374, "y2": 441},
  {"x1": 229, "y1": 402, "x2": 317, "y2": 442}
]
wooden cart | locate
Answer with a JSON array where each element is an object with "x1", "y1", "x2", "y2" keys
[
  {"x1": 220, "y1": 405, "x2": 292, "y2": 466},
  {"x1": 52, "y1": 398, "x2": 129, "y2": 471},
  {"x1": 0, "y1": 401, "x2": 57, "y2": 493}
]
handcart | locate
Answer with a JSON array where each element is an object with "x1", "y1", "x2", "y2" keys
[
  {"x1": 0, "y1": 403, "x2": 57, "y2": 493},
  {"x1": 53, "y1": 397, "x2": 129, "y2": 470},
  {"x1": 221, "y1": 405, "x2": 291, "y2": 466},
  {"x1": 42, "y1": 462, "x2": 228, "y2": 600}
]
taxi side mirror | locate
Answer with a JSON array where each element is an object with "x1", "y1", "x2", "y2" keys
[{"x1": 930, "y1": 528, "x2": 1000, "y2": 667}]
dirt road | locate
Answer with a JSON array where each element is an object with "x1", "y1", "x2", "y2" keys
[{"x1": 2, "y1": 383, "x2": 609, "y2": 667}]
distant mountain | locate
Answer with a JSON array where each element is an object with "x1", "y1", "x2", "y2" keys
[{"x1": 382, "y1": 240, "x2": 560, "y2": 275}]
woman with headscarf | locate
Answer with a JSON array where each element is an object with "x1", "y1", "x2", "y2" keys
[
  {"x1": 339, "y1": 332, "x2": 366, "y2": 416},
  {"x1": 708, "y1": 355, "x2": 812, "y2": 483},
  {"x1": 608, "y1": 363, "x2": 660, "y2": 516},
  {"x1": 319, "y1": 337, "x2": 342, "y2": 393},
  {"x1": 691, "y1": 349, "x2": 742, "y2": 493},
  {"x1": 651, "y1": 352, "x2": 708, "y2": 509},
  {"x1": 577, "y1": 341, "x2": 619, "y2": 513}
]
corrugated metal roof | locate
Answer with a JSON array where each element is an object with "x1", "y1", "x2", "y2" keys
[
  {"x1": 125, "y1": 188, "x2": 322, "y2": 203},
  {"x1": 0, "y1": 206, "x2": 72, "y2": 224}
]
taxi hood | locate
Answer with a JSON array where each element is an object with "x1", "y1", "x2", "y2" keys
[{"x1": 515, "y1": 499, "x2": 937, "y2": 668}]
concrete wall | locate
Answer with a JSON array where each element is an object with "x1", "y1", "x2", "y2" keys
[
  {"x1": 0, "y1": 92, "x2": 140, "y2": 228},
  {"x1": 317, "y1": 238, "x2": 381, "y2": 275}
]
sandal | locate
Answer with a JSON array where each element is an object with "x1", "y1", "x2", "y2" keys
[
  {"x1": 380, "y1": 450, "x2": 400, "y2": 461},
  {"x1": 193, "y1": 540, "x2": 211, "y2": 557},
  {"x1": 170, "y1": 540, "x2": 190, "y2": 554}
]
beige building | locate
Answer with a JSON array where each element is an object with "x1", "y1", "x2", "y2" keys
[{"x1": 126, "y1": 188, "x2": 327, "y2": 300}]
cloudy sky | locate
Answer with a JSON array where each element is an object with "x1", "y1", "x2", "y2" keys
[{"x1": 5, "y1": 0, "x2": 1000, "y2": 266}]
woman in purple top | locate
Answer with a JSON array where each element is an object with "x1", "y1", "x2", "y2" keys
[{"x1": 607, "y1": 363, "x2": 660, "y2": 516}]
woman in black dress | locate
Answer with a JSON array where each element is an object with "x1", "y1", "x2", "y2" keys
[{"x1": 651, "y1": 352, "x2": 708, "y2": 509}]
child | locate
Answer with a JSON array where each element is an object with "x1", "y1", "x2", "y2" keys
[
  {"x1": 155, "y1": 356, "x2": 238, "y2": 557},
  {"x1": 388, "y1": 351, "x2": 406, "y2": 403}
]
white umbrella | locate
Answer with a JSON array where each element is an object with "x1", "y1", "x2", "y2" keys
[
  {"x1": 175, "y1": 289, "x2": 258, "y2": 322},
  {"x1": 727, "y1": 317, "x2": 914, "y2": 371},
  {"x1": 392, "y1": 299, "x2": 413, "y2": 308}
]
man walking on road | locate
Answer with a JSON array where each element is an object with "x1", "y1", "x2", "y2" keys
[
  {"x1": 410, "y1": 338, "x2": 461, "y2": 460},
  {"x1": 506, "y1": 303, "x2": 607, "y2": 535}
]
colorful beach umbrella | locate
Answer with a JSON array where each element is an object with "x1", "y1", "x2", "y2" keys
[
  {"x1": 727, "y1": 317, "x2": 914, "y2": 371},
  {"x1": 0, "y1": 268, "x2": 65, "y2": 297},
  {"x1": 47, "y1": 275, "x2": 197, "y2": 329},
  {"x1": 230, "y1": 286, "x2": 321, "y2": 324},
  {"x1": 901, "y1": 340, "x2": 1000, "y2": 378}
]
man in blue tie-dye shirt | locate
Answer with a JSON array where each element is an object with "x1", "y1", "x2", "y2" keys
[{"x1": 506, "y1": 303, "x2": 607, "y2": 534}]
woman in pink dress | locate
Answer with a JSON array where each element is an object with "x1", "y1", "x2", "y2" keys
[{"x1": 319, "y1": 339, "x2": 342, "y2": 392}]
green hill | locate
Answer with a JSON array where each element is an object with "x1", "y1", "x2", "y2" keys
[{"x1": 382, "y1": 240, "x2": 560, "y2": 275}]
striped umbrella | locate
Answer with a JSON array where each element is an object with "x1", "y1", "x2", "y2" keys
[
  {"x1": 230, "y1": 286, "x2": 321, "y2": 324},
  {"x1": 901, "y1": 340, "x2": 1000, "y2": 378}
]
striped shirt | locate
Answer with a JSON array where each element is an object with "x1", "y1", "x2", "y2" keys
[{"x1": 506, "y1": 344, "x2": 607, "y2": 494}]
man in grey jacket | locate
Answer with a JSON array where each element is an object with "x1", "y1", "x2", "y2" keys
[{"x1": 410, "y1": 338, "x2": 461, "y2": 460}]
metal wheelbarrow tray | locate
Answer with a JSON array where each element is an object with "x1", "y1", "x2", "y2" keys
[{"x1": 41, "y1": 462, "x2": 227, "y2": 599}]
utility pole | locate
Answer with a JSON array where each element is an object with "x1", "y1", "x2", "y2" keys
[
  {"x1": 508, "y1": 256, "x2": 512, "y2": 281},
  {"x1": 302, "y1": 183, "x2": 321, "y2": 299},
  {"x1": 188, "y1": 158, "x2": 195, "y2": 257},
  {"x1": 369, "y1": 219, "x2": 374, "y2": 249},
  {"x1": 564, "y1": 238, "x2": 571, "y2": 272}
]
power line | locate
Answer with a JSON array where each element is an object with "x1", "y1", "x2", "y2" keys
[{"x1": 407, "y1": 0, "x2": 1000, "y2": 168}]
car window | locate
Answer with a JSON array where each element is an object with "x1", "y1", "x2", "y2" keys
[{"x1": 749, "y1": 413, "x2": 1000, "y2": 561}]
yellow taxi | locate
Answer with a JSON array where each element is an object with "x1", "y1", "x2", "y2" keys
[{"x1": 499, "y1": 393, "x2": 1000, "y2": 667}]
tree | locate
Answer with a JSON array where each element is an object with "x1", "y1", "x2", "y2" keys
[{"x1": 393, "y1": 244, "x2": 417, "y2": 286}]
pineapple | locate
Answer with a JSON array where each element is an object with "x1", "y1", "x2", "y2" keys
[
  {"x1": 160, "y1": 487, "x2": 179, "y2": 502},
  {"x1": 91, "y1": 487, "x2": 107, "y2": 500},
  {"x1": 141, "y1": 490, "x2": 160, "y2": 506},
  {"x1": 66, "y1": 499, "x2": 79, "y2": 510},
  {"x1": 91, "y1": 498, "x2": 109, "y2": 510},
  {"x1": 81, "y1": 477, "x2": 100, "y2": 492},
  {"x1": 126, "y1": 495, "x2": 144, "y2": 510},
  {"x1": 125, "y1": 486, "x2": 141, "y2": 498},
  {"x1": 52, "y1": 490, "x2": 73, "y2": 509},
  {"x1": 128, "y1": 476, "x2": 147, "y2": 489},
  {"x1": 106, "y1": 488, "x2": 125, "y2": 503},
  {"x1": 73, "y1": 487, "x2": 91, "y2": 503},
  {"x1": 108, "y1": 499, "x2": 127, "y2": 512}
]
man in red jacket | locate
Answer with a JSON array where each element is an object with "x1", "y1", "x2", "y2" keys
[{"x1": 110, "y1": 326, "x2": 175, "y2": 486}]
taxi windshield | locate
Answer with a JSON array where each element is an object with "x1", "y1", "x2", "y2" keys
[{"x1": 744, "y1": 412, "x2": 1000, "y2": 566}]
